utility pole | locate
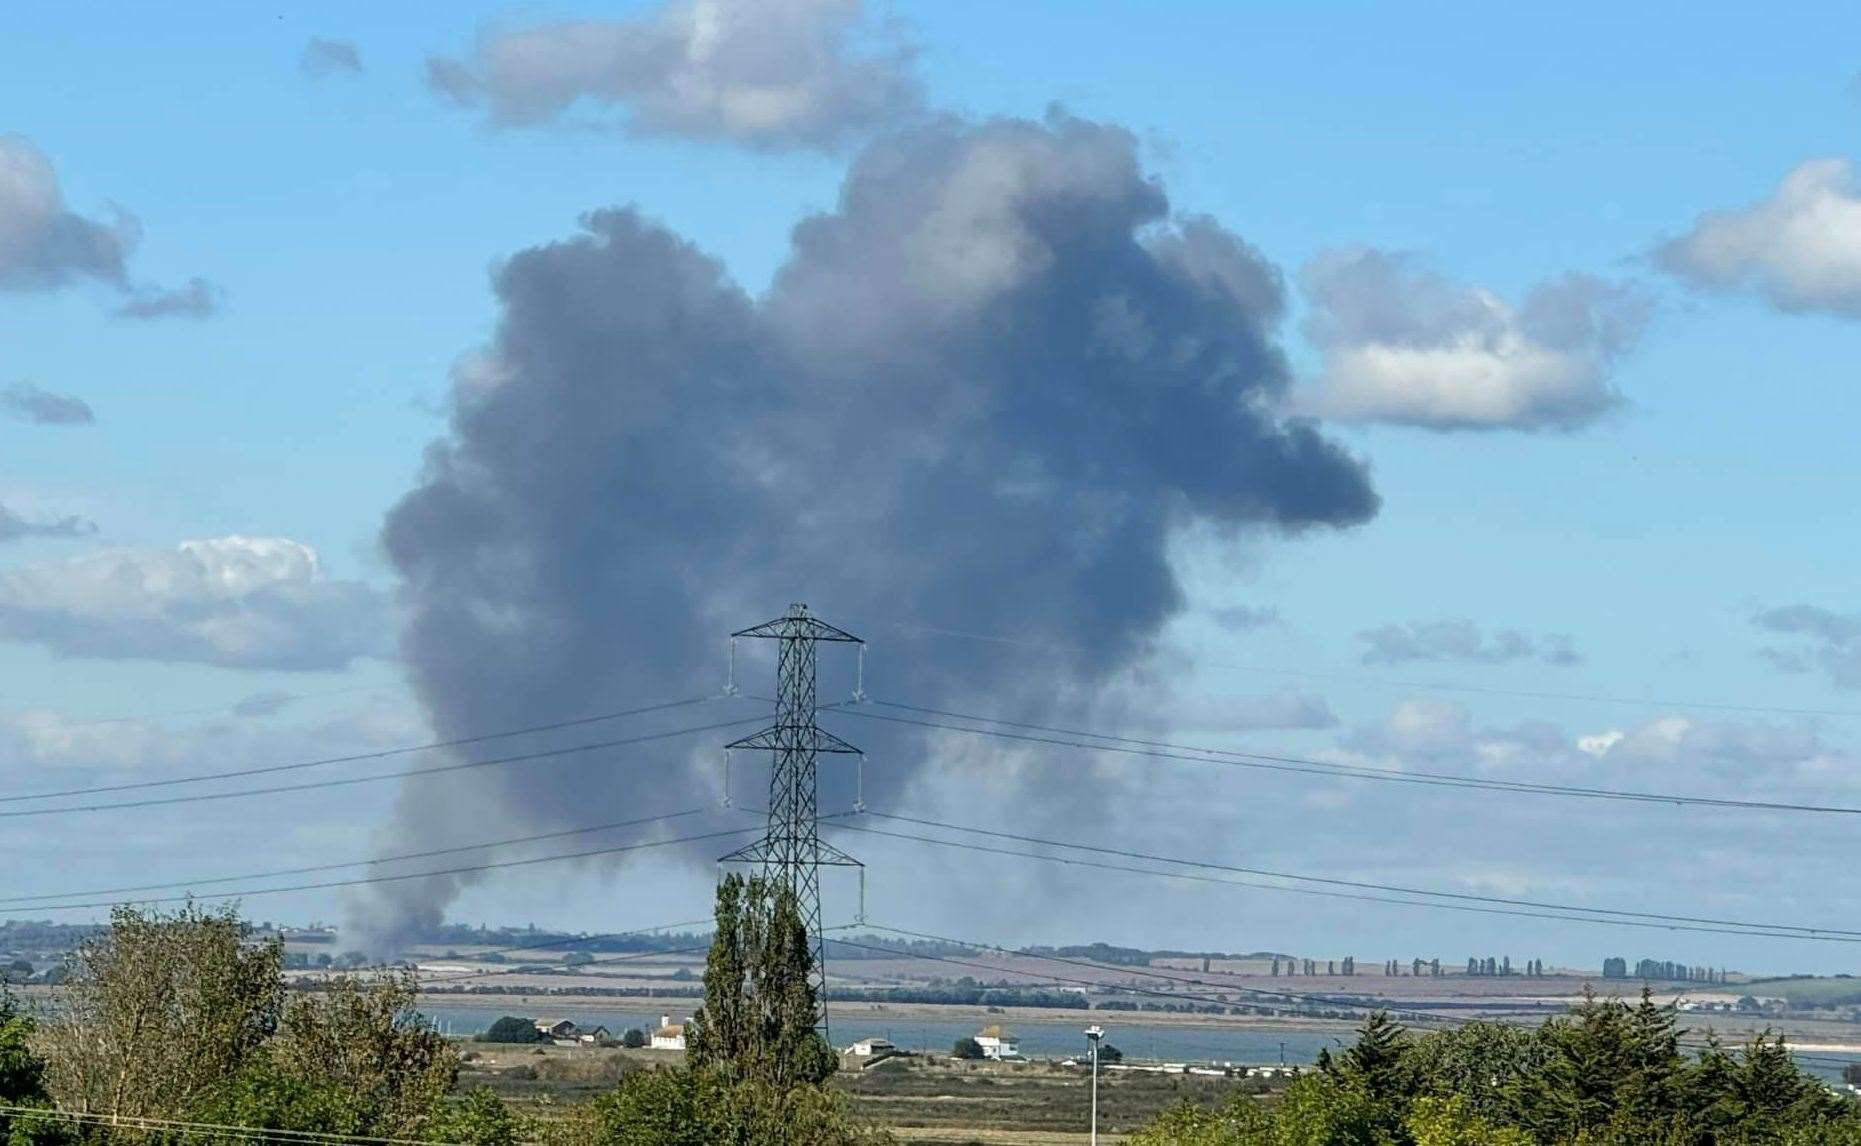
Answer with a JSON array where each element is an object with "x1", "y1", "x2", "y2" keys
[
  {"x1": 719, "y1": 603, "x2": 863, "y2": 1040},
  {"x1": 1085, "y1": 1024, "x2": 1104, "y2": 1145}
]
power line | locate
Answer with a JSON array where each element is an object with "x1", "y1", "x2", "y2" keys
[
  {"x1": 826, "y1": 819, "x2": 1861, "y2": 943},
  {"x1": 0, "y1": 823, "x2": 758, "y2": 914},
  {"x1": 0, "y1": 808, "x2": 710, "y2": 905},
  {"x1": 846, "y1": 701, "x2": 1861, "y2": 817},
  {"x1": 0, "y1": 694, "x2": 724, "y2": 805},
  {"x1": 875, "y1": 619, "x2": 1861, "y2": 720},
  {"x1": 854, "y1": 810, "x2": 1861, "y2": 939},
  {"x1": 0, "y1": 711, "x2": 766, "y2": 819}
]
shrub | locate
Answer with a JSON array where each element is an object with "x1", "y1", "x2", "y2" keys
[
  {"x1": 481, "y1": 1016, "x2": 545, "y2": 1044},
  {"x1": 586, "y1": 1067, "x2": 890, "y2": 1145}
]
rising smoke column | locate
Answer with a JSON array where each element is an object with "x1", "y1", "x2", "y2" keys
[{"x1": 366, "y1": 111, "x2": 1378, "y2": 948}]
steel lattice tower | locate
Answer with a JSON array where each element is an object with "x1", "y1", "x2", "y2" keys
[{"x1": 719, "y1": 603, "x2": 863, "y2": 1037}]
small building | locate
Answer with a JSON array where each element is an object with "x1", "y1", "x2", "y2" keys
[
  {"x1": 848, "y1": 1037, "x2": 895, "y2": 1057},
  {"x1": 536, "y1": 1019, "x2": 580, "y2": 1043},
  {"x1": 576, "y1": 1026, "x2": 611, "y2": 1045},
  {"x1": 974, "y1": 1025, "x2": 1021, "y2": 1060},
  {"x1": 651, "y1": 1014, "x2": 689, "y2": 1051}
]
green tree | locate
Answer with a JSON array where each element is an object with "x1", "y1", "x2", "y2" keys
[
  {"x1": 1322, "y1": 1010, "x2": 1412, "y2": 1140},
  {"x1": 622, "y1": 1029, "x2": 648, "y2": 1049},
  {"x1": 687, "y1": 874, "x2": 834, "y2": 1088},
  {"x1": 1611, "y1": 987, "x2": 1685, "y2": 1138},
  {"x1": 425, "y1": 1087, "x2": 524, "y2": 1146},
  {"x1": 267, "y1": 968, "x2": 458, "y2": 1139},
  {"x1": 688, "y1": 876, "x2": 751, "y2": 1072},
  {"x1": 1273, "y1": 1073, "x2": 1380, "y2": 1145},
  {"x1": 1404, "y1": 1095, "x2": 1531, "y2": 1146},
  {"x1": 0, "y1": 993, "x2": 66, "y2": 1146},
  {"x1": 37, "y1": 903, "x2": 284, "y2": 1120},
  {"x1": 951, "y1": 1037, "x2": 983, "y2": 1060},
  {"x1": 754, "y1": 882, "x2": 835, "y2": 1087},
  {"x1": 1401, "y1": 1020, "x2": 1546, "y2": 1125},
  {"x1": 189, "y1": 1054, "x2": 365, "y2": 1144},
  {"x1": 482, "y1": 1016, "x2": 545, "y2": 1044}
]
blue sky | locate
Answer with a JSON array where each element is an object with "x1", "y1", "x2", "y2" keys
[{"x1": 3, "y1": 1, "x2": 1861, "y2": 975}]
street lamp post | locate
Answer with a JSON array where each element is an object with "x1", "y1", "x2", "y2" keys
[{"x1": 1085, "y1": 1024, "x2": 1105, "y2": 1145}]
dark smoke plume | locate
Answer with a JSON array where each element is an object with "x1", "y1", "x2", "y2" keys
[{"x1": 365, "y1": 111, "x2": 1376, "y2": 948}]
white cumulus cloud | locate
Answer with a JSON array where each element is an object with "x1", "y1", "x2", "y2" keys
[
  {"x1": 0, "y1": 536, "x2": 387, "y2": 670},
  {"x1": 1300, "y1": 249, "x2": 1648, "y2": 431},
  {"x1": 427, "y1": 0, "x2": 923, "y2": 150},
  {"x1": 1657, "y1": 158, "x2": 1861, "y2": 317}
]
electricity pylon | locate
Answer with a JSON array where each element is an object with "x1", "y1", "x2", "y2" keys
[{"x1": 719, "y1": 603, "x2": 863, "y2": 1038}]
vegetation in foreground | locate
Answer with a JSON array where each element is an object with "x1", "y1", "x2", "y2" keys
[
  {"x1": 0, "y1": 880, "x2": 889, "y2": 1145},
  {"x1": 1133, "y1": 996, "x2": 1861, "y2": 1145}
]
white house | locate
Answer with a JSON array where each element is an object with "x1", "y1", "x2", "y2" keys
[
  {"x1": 650, "y1": 1014, "x2": 689, "y2": 1051},
  {"x1": 974, "y1": 1025, "x2": 1020, "y2": 1060},
  {"x1": 848, "y1": 1037, "x2": 895, "y2": 1058}
]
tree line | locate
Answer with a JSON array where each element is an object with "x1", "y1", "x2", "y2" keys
[
  {"x1": 1133, "y1": 991, "x2": 1860, "y2": 1144},
  {"x1": 1602, "y1": 957, "x2": 1728, "y2": 983}
]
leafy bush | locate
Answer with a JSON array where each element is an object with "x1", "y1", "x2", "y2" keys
[
  {"x1": 580, "y1": 1067, "x2": 890, "y2": 1146},
  {"x1": 425, "y1": 1087, "x2": 525, "y2": 1146},
  {"x1": 191, "y1": 1056, "x2": 365, "y2": 1144},
  {"x1": 0, "y1": 996, "x2": 66, "y2": 1145},
  {"x1": 951, "y1": 1037, "x2": 983, "y2": 1060},
  {"x1": 622, "y1": 1028, "x2": 648, "y2": 1049},
  {"x1": 482, "y1": 1016, "x2": 546, "y2": 1044}
]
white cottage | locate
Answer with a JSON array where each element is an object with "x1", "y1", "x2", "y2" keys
[
  {"x1": 650, "y1": 1014, "x2": 689, "y2": 1051},
  {"x1": 974, "y1": 1025, "x2": 1020, "y2": 1060}
]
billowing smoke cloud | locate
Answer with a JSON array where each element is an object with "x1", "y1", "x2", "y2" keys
[{"x1": 367, "y1": 111, "x2": 1377, "y2": 948}]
